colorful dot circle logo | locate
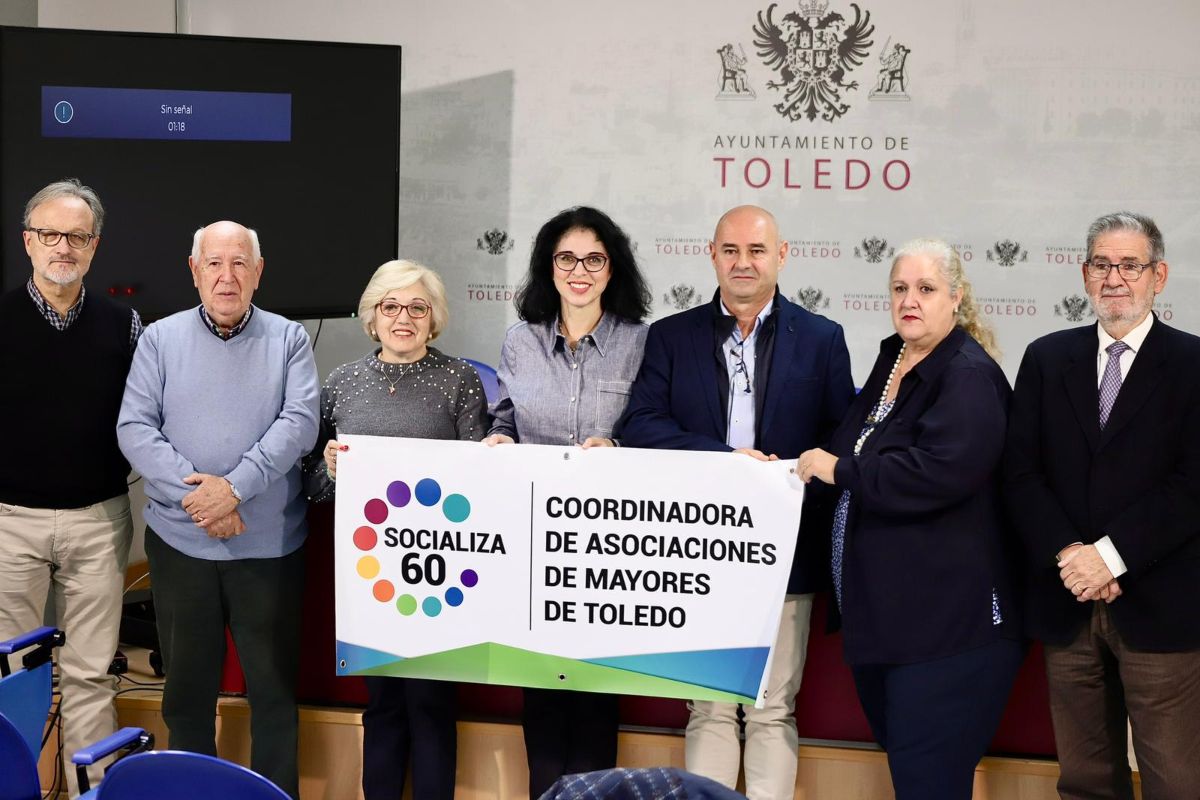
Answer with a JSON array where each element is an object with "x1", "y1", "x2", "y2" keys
[{"x1": 353, "y1": 478, "x2": 479, "y2": 618}]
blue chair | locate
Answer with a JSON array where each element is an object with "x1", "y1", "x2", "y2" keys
[
  {"x1": 72, "y1": 729, "x2": 156, "y2": 796},
  {"x1": 463, "y1": 358, "x2": 500, "y2": 409},
  {"x1": 76, "y1": 750, "x2": 290, "y2": 799},
  {"x1": 0, "y1": 627, "x2": 152, "y2": 800},
  {"x1": 539, "y1": 767, "x2": 748, "y2": 799},
  {"x1": 0, "y1": 626, "x2": 65, "y2": 800}
]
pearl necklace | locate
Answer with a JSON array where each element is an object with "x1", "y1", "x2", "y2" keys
[
  {"x1": 865, "y1": 343, "x2": 906, "y2": 426},
  {"x1": 880, "y1": 343, "x2": 906, "y2": 403}
]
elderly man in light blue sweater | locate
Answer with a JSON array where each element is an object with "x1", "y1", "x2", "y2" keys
[{"x1": 117, "y1": 220, "x2": 319, "y2": 799}]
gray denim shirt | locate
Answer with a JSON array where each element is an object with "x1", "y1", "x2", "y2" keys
[{"x1": 488, "y1": 313, "x2": 648, "y2": 445}]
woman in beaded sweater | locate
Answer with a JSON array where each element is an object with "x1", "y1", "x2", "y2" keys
[
  {"x1": 795, "y1": 239, "x2": 1021, "y2": 800},
  {"x1": 304, "y1": 259, "x2": 488, "y2": 800},
  {"x1": 481, "y1": 206, "x2": 652, "y2": 799}
]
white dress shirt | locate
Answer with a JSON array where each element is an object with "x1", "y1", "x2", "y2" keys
[
  {"x1": 1090, "y1": 312, "x2": 1156, "y2": 578},
  {"x1": 721, "y1": 301, "x2": 772, "y2": 450}
]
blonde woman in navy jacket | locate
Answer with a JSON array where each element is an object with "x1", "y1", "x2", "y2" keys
[{"x1": 796, "y1": 239, "x2": 1022, "y2": 800}]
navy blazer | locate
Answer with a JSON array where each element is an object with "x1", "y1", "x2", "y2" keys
[
  {"x1": 1004, "y1": 317, "x2": 1200, "y2": 651},
  {"x1": 620, "y1": 292, "x2": 854, "y2": 593},
  {"x1": 823, "y1": 328, "x2": 1018, "y2": 665}
]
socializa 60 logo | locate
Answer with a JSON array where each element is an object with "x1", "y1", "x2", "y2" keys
[{"x1": 353, "y1": 478, "x2": 481, "y2": 618}]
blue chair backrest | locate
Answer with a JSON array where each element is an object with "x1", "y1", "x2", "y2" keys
[
  {"x1": 0, "y1": 660, "x2": 50, "y2": 769},
  {"x1": 539, "y1": 767, "x2": 747, "y2": 800},
  {"x1": 0, "y1": 711, "x2": 41, "y2": 800},
  {"x1": 463, "y1": 358, "x2": 500, "y2": 407},
  {"x1": 94, "y1": 751, "x2": 290, "y2": 799},
  {"x1": 0, "y1": 657, "x2": 54, "y2": 800}
]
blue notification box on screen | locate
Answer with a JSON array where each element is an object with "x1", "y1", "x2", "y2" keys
[{"x1": 42, "y1": 86, "x2": 291, "y2": 142}]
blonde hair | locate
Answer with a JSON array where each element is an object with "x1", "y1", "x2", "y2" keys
[
  {"x1": 891, "y1": 238, "x2": 1001, "y2": 361},
  {"x1": 358, "y1": 260, "x2": 449, "y2": 342}
]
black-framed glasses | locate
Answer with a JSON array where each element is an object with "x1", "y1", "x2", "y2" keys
[
  {"x1": 377, "y1": 300, "x2": 431, "y2": 319},
  {"x1": 1084, "y1": 259, "x2": 1156, "y2": 281},
  {"x1": 731, "y1": 341, "x2": 752, "y2": 395},
  {"x1": 553, "y1": 252, "x2": 608, "y2": 272},
  {"x1": 26, "y1": 227, "x2": 96, "y2": 249}
]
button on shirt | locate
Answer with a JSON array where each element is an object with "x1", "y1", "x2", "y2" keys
[
  {"x1": 489, "y1": 313, "x2": 648, "y2": 446},
  {"x1": 722, "y1": 302, "x2": 772, "y2": 450},
  {"x1": 1083, "y1": 313, "x2": 1155, "y2": 579}
]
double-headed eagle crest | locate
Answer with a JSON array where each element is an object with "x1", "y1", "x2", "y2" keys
[
  {"x1": 794, "y1": 287, "x2": 831, "y2": 313},
  {"x1": 1054, "y1": 295, "x2": 1091, "y2": 323},
  {"x1": 663, "y1": 284, "x2": 704, "y2": 311},
  {"x1": 753, "y1": 0, "x2": 875, "y2": 122},
  {"x1": 476, "y1": 229, "x2": 514, "y2": 256},
  {"x1": 854, "y1": 236, "x2": 892, "y2": 264},
  {"x1": 986, "y1": 240, "x2": 1028, "y2": 267}
]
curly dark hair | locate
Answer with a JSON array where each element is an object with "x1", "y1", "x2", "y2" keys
[{"x1": 514, "y1": 206, "x2": 652, "y2": 324}]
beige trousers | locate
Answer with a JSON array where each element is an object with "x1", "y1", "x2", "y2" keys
[
  {"x1": 0, "y1": 495, "x2": 133, "y2": 797},
  {"x1": 685, "y1": 593, "x2": 813, "y2": 800}
]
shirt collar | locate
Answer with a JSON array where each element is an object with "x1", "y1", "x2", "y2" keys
[
  {"x1": 1097, "y1": 311, "x2": 1154, "y2": 356},
  {"x1": 27, "y1": 277, "x2": 85, "y2": 329},
  {"x1": 550, "y1": 311, "x2": 616, "y2": 357},
  {"x1": 719, "y1": 297, "x2": 773, "y2": 345},
  {"x1": 199, "y1": 304, "x2": 254, "y2": 340}
]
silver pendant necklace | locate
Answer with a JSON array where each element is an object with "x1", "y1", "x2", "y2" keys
[{"x1": 379, "y1": 359, "x2": 416, "y2": 396}]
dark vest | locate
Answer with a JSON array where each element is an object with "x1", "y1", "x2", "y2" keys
[{"x1": 0, "y1": 287, "x2": 134, "y2": 507}]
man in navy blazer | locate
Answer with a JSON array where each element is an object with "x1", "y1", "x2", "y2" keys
[
  {"x1": 621, "y1": 205, "x2": 853, "y2": 800},
  {"x1": 1005, "y1": 212, "x2": 1200, "y2": 799}
]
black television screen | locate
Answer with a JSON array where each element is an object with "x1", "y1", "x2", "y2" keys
[{"x1": 1, "y1": 26, "x2": 400, "y2": 320}]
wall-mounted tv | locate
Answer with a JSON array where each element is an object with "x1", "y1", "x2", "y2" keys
[{"x1": 1, "y1": 25, "x2": 400, "y2": 320}]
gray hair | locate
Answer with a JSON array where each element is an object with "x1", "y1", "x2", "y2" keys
[
  {"x1": 1086, "y1": 212, "x2": 1164, "y2": 263},
  {"x1": 891, "y1": 238, "x2": 1001, "y2": 361},
  {"x1": 190, "y1": 224, "x2": 262, "y2": 263},
  {"x1": 358, "y1": 260, "x2": 450, "y2": 342},
  {"x1": 23, "y1": 178, "x2": 105, "y2": 235}
]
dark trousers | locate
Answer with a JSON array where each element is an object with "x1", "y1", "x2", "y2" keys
[
  {"x1": 1044, "y1": 602, "x2": 1200, "y2": 800},
  {"x1": 145, "y1": 527, "x2": 304, "y2": 799},
  {"x1": 523, "y1": 688, "x2": 619, "y2": 800},
  {"x1": 852, "y1": 638, "x2": 1023, "y2": 800},
  {"x1": 362, "y1": 676, "x2": 457, "y2": 800}
]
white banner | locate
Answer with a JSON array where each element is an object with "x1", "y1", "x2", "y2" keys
[{"x1": 333, "y1": 435, "x2": 804, "y2": 705}]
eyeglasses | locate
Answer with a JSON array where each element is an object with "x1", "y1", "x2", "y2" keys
[
  {"x1": 1084, "y1": 259, "x2": 1156, "y2": 281},
  {"x1": 553, "y1": 252, "x2": 608, "y2": 272},
  {"x1": 377, "y1": 300, "x2": 431, "y2": 319},
  {"x1": 731, "y1": 341, "x2": 752, "y2": 395},
  {"x1": 27, "y1": 227, "x2": 96, "y2": 249}
]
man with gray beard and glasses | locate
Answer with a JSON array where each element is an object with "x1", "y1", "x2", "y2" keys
[
  {"x1": 0, "y1": 178, "x2": 142, "y2": 796},
  {"x1": 1006, "y1": 211, "x2": 1200, "y2": 799}
]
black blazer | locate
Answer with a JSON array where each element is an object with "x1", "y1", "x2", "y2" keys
[
  {"x1": 621, "y1": 292, "x2": 855, "y2": 593},
  {"x1": 822, "y1": 328, "x2": 1017, "y2": 665},
  {"x1": 1004, "y1": 317, "x2": 1200, "y2": 651}
]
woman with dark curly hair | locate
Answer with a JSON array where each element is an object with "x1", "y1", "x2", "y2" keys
[{"x1": 483, "y1": 206, "x2": 651, "y2": 797}]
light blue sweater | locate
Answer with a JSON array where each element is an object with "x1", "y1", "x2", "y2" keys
[{"x1": 117, "y1": 306, "x2": 320, "y2": 559}]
